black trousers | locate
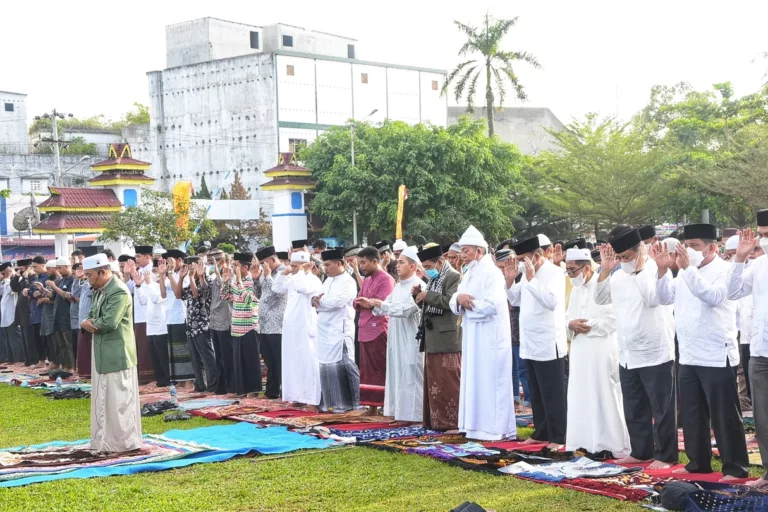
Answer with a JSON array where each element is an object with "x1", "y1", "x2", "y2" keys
[
  {"x1": 527, "y1": 358, "x2": 567, "y2": 444},
  {"x1": 232, "y1": 330, "x2": 261, "y2": 395},
  {"x1": 260, "y1": 333, "x2": 282, "y2": 398},
  {"x1": 71, "y1": 329, "x2": 79, "y2": 363},
  {"x1": 620, "y1": 360, "x2": 678, "y2": 462},
  {"x1": 742, "y1": 344, "x2": 752, "y2": 400},
  {"x1": 679, "y1": 363, "x2": 749, "y2": 477},
  {"x1": 29, "y1": 323, "x2": 45, "y2": 363},
  {"x1": 19, "y1": 324, "x2": 32, "y2": 365},
  {"x1": 189, "y1": 332, "x2": 218, "y2": 393},
  {"x1": 211, "y1": 329, "x2": 235, "y2": 394},
  {"x1": 148, "y1": 334, "x2": 171, "y2": 387}
]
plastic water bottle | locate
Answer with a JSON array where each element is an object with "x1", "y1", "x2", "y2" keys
[
  {"x1": 169, "y1": 383, "x2": 177, "y2": 404},
  {"x1": 55, "y1": 376, "x2": 62, "y2": 392}
]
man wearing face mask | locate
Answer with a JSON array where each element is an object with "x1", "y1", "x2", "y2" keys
[
  {"x1": 727, "y1": 210, "x2": 768, "y2": 489},
  {"x1": 653, "y1": 224, "x2": 749, "y2": 479},
  {"x1": 505, "y1": 235, "x2": 567, "y2": 449},
  {"x1": 450, "y1": 225, "x2": 515, "y2": 441},
  {"x1": 595, "y1": 226, "x2": 676, "y2": 470},
  {"x1": 563, "y1": 247, "x2": 630, "y2": 457}
]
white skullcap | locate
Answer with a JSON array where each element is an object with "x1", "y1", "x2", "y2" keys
[
  {"x1": 458, "y1": 225, "x2": 488, "y2": 248},
  {"x1": 291, "y1": 251, "x2": 310, "y2": 263},
  {"x1": 565, "y1": 248, "x2": 590, "y2": 262},
  {"x1": 726, "y1": 235, "x2": 739, "y2": 251},
  {"x1": 153, "y1": 245, "x2": 167, "y2": 255},
  {"x1": 54, "y1": 257, "x2": 69, "y2": 266},
  {"x1": 401, "y1": 245, "x2": 421, "y2": 264},
  {"x1": 392, "y1": 239, "x2": 408, "y2": 252},
  {"x1": 45, "y1": 259, "x2": 56, "y2": 268},
  {"x1": 662, "y1": 237, "x2": 680, "y2": 254},
  {"x1": 538, "y1": 234, "x2": 552, "y2": 247},
  {"x1": 83, "y1": 254, "x2": 110, "y2": 270},
  {"x1": 449, "y1": 243, "x2": 462, "y2": 253}
]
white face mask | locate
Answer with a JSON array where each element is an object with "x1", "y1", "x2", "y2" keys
[
  {"x1": 759, "y1": 238, "x2": 768, "y2": 253},
  {"x1": 621, "y1": 259, "x2": 637, "y2": 274},
  {"x1": 517, "y1": 261, "x2": 526, "y2": 276},
  {"x1": 686, "y1": 247, "x2": 704, "y2": 268},
  {"x1": 570, "y1": 274, "x2": 586, "y2": 287}
]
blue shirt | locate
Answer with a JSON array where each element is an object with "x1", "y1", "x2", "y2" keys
[{"x1": 29, "y1": 273, "x2": 48, "y2": 325}]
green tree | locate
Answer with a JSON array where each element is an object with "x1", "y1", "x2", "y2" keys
[
  {"x1": 112, "y1": 103, "x2": 151, "y2": 129},
  {"x1": 212, "y1": 172, "x2": 271, "y2": 250},
  {"x1": 442, "y1": 13, "x2": 541, "y2": 136},
  {"x1": 194, "y1": 175, "x2": 212, "y2": 199},
  {"x1": 102, "y1": 190, "x2": 217, "y2": 249},
  {"x1": 300, "y1": 116, "x2": 524, "y2": 244},
  {"x1": 216, "y1": 242, "x2": 236, "y2": 254}
]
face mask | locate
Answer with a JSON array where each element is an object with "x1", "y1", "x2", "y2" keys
[
  {"x1": 517, "y1": 261, "x2": 527, "y2": 276},
  {"x1": 621, "y1": 259, "x2": 637, "y2": 274},
  {"x1": 570, "y1": 273, "x2": 586, "y2": 287},
  {"x1": 686, "y1": 247, "x2": 704, "y2": 268},
  {"x1": 425, "y1": 268, "x2": 439, "y2": 280},
  {"x1": 759, "y1": 238, "x2": 768, "y2": 253}
]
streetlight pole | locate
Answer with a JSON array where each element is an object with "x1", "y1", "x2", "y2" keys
[{"x1": 351, "y1": 108, "x2": 378, "y2": 245}]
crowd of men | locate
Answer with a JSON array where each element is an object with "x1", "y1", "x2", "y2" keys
[{"x1": 3, "y1": 214, "x2": 768, "y2": 487}]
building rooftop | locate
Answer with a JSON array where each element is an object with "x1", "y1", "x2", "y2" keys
[
  {"x1": 33, "y1": 213, "x2": 112, "y2": 233},
  {"x1": 38, "y1": 187, "x2": 122, "y2": 211},
  {"x1": 0, "y1": 91, "x2": 27, "y2": 97}
]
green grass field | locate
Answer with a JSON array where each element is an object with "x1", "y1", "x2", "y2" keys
[{"x1": 0, "y1": 385, "x2": 747, "y2": 512}]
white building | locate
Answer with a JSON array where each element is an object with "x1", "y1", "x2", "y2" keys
[
  {"x1": 0, "y1": 91, "x2": 28, "y2": 155},
  {"x1": 125, "y1": 17, "x2": 447, "y2": 215}
]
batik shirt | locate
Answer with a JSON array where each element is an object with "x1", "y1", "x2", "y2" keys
[
  {"x1": 255, "y1": 265, "x2": 287, "y2": 334},
  {"x1": 221, "y1": 276, "x2": 259, "y2": 337},
  {"x1": 182, "y1": 277, "x2": 212, "y2": 337}
]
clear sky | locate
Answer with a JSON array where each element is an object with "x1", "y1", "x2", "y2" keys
[{"x1": 3, "y1": 0, "x2": 767, "y2": 126}]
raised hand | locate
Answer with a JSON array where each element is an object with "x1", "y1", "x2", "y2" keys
[
  {"x1": 675, "y1": 244, "x2": 690, "y2": 270},
  {"x1": 503, "y1": 257, "x2": 520, "y2": 284},
  {"x1": 524, "y1": 257, "x2": 536, "y2": 281},
  {"x1": 157, "y1": 261, "x2": 167, "y2": 276},
  {"x1": 599, "y1": 244, "x2": 618, "y2": 272},
  {"x1": 221, "y1": 265, "x2": 232, "y2": 281},
  {"x1": 178, "y1": 265, "x2": 189, "y2": 278},
  {"x1": 649, "y1": 242, "x2": 672, "y2": 272},
  {"x1": 553, "y1": 244, "x2": 564, "y2": 266},
  {"x1": 735, "y1": 229, "x2": 757, "y2": 263},
  {"x1": 144, "y1": 271, "x2": 152, "y2": 285}
]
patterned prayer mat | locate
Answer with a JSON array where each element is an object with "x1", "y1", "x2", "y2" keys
[{"x1": 327, "y1": 425, "x2": 445, "y2": 442}]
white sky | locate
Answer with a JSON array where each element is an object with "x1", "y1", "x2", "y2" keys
[{"x1": 3, "y1": 0, "x2": 767, "y2": 126}]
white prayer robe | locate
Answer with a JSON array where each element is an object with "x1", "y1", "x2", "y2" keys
[
  {"x1": 273, "y1": 271, "x2": 323, "y2": 405},
  {"x1": 314, "y1": 272, "x2": 358, "y2": 363},
  {"x1": 90, "y1": 348, "x2": 142, "y2": 452},
  {"x1": 374, "y1": 274, "x2": 426, "y2": 422},
  {"x1": 449, "y1": 254, "x2": 516, "y2": 441},
  {"x1": 728, "y1": 255, "x2": 768, "y2": 357},
  {"x1": 565, "y1": 275, "x2": 630, "y2": 456}
]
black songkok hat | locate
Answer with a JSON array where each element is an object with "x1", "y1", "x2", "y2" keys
[
  {"x1": 510, "y1": 236, "x2": 540, "y2": 256},
  {"x1": 276, "y1": 251, "x2": 289, "y2": 261},
  {"x1": 494, "y1": 249, "x2": 513, "y2": 262},
  {"x1": 591, "y1": 249, "x2": 602, "y2": 262},
  {"x1": 564, "y1": 238, "x2": 587, "y2": 250},
  {"x1": 758, "y1": 209, "x2": 768, "y2": 227},
  {"x1": 164, "y1": 249, "x2": 187, "y2": 260},
  {"x1": 117, "y1": 254, "x2": 136, "y2": 263},
  {"x1": 185, "y1": 256, "x2": 201, "y2": 265},
  {"x1": 233, "y1": 252, "x2": 254, "y2": 264},
  {"x1": 609, "y1": 228, "x2": 642, "y2": 254},
  {"x1": 638, "y1": 225, "x2": 656, "y2": 241},
  {"x1": 0, "y1": 262, "x2": 10, "y2": 271},
  {"x1": 291, "y1": 239, "x2": 308, "y2": 249},
  {"x1": 344, "y1": 245, "x2": 362, "y2": 257},
  {"x1": 16, "y1": 258, "x2": 32, "y2": 267},
  {"x1": 255, "y1": 246, "x2": 276, "y2": 260},
  {"x1": 417, "y1": 245, "x2": 443, "y2": 262},
  {"x1": 683, "y1": 223, "x2": 717, "y2": 241},
  {"x1": 374, "y1": 240, "x2": 391, "y2": 252},
  {"x1": 321, "y1": 249, "x2": 344, "y2": 262},
  {"x1": 134, "y1": 245, "x2": 153, "y2": 255}
]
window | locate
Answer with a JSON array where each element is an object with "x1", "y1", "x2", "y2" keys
[
  {"x1": 249, "y1": 31, "x2": 260, "y2": 49},
  {"x1": 282, "y1": 35, "x2": 293, "y2": 47},
  {"x1": 286, "y1": 65, "x2": 295, "y2": 76},
  {"x1": 361, "y1": 73, "x2": 368, "y2": 84},
  {"x1": 347, "y1": 44, "x2": 355, "y2": 59},
  {"x1": 29, "y1": 180, "x2": 42, "y2": 191},
  {"x1": 289, "y1": 138, "x2": 307, "y2": 153},
  {"x1": 4, "y1": 103, "x2": 13, "y2": 112},
  {"x1": 291, "y1": 192, "x2": 303, "y2": 210},
  {"x1": 123, "y1": 189, "x2": 138, "y2": 207},
  {"x1": 432, "y1": 80, "x2": 439, "y2": 91}
]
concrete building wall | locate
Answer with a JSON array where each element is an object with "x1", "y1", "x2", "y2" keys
[
  {"x1": 29, "y1": 130, "x2": 121, "y2": 156},
  {"x1": 166, "y1": 18, "x2": 212, "y2": 68},
  {"x1": 0, "y1": 154, "x2": 95, "y2": 194},
  {"x1": 0, "y1": 91, "x2": 28, "y2": 155},
  {"x1": 262, "y1": 24, "x2": 356, "y2": 60},
  {"x1": 447, "y1": 106, "x2": 565, "y2": 155},
  {"x1": 208, "y1": 18, "x2": 263, "y2": 62}
]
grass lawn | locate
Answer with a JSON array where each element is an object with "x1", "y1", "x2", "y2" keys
[{"x1": 0, "y1": 386, "x2": 743, "y2": 512}]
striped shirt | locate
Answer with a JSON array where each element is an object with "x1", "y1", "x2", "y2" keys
[{"x1": 222, "y1": 276, "x2": 259, "y2": 337}]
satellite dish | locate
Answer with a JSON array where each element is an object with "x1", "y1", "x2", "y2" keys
[{"x1": 13, "y1": 207, "x2": 40, "y2": 232}]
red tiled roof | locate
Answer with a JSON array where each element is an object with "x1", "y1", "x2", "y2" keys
[
  {"x1": 33, "y1": 213, "x2": 112, "y2": 231},
  {"x1": 90, "y1": 156, "x2": 151, "y2": 167},
  {"x1": 88, "y1": 172, "x2": 155, "y2": 183},
  {"x1": 0, "y1": 238, "x2": 54, "y2": 247},
  {"x1": 38, "y1": 187, "x2": 122, "y2": 209}
]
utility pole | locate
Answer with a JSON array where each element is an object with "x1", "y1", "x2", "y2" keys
[{"x1": 34, "y1": 109, "x2": 73, "y2": 186}]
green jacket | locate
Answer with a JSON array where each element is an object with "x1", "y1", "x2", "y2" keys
[
  {"x1": 423, "y1": 268, "x2": 462, "y2": 353},
  {"x1": 87, "y1": 275, "x2": 137, "y2": 374}
]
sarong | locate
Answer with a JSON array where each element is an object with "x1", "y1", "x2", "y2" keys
[
  {"x1": 359, "y1": 333, "x2": 387, "y2": 386},
  {"x1": 423, "y1": 352, "x2": 461, "y2": 430},
  {"x1": 166, "y1": 323, "x2": 194, "y2": 382},
  {"x1": 319, "y1": 345, "x2": 360, "y2": 413},
  {"x1": 134, "y1": 322, "x2": 155, "y2": 385},
  {"x1": 76, "y1": 330, "x2": 92, "y2": 379}
]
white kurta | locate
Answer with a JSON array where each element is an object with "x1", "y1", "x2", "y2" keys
[
  {"x1": 314, "y1": 272, "x2": 358, "y2": 364},
  {"x1": 274, "y1": 271, "x2": 322, "y2": 405},
  {"x1": 565, "y1": 276, "x2": 630, "y2": 456},
  {"x1": 90, "y1": 349, "x2": 143, "y2": 452},
  {"x1": 374, "y1": 274, "x2": 426, "y2": 422},
  {"x1": 449, "y1": 254, "x2": 516, "y2": 441}
]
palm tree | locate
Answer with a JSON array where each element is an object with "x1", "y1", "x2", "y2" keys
[{"x1": 442, "y1": 13, "x2": 542, "y2": 136}]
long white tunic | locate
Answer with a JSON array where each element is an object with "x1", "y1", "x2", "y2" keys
[
  {"x1": 0, "y1": 279, "x2": 17, "y2": 328},
  {"x1": 565, "y1": 276, "x2": 630, "y2": 456},
  {"x1": 314, "y1": 272, "x2": 357, "y2": 364},
  {"x1": 728, "y1": 255, "x2": 768, "y2": 357},
  {"x1": 135, "y1": 281, "x2": 167, "y2": 336},
  {"x1": 449, "y1": 254, "x2": 516, "y2": 441},
  {"x1": 374, "y1": 274, "x2": 426, "y2": 422},
  {"x1": 273, "y1": 271, "x2": 322, "y2": 405}
]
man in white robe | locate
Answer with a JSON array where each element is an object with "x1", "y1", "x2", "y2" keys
[
  {"x1": 273, "y1": 251, "x2": 322, "y2": 406},
  {"x1": 449, "y1": 225, "x2": 516, "y2": 441},
  {"x1": 563, "y1": 248, "x2": 630, "y2": 456},
  {"x1": 365, "y1": 246, "x2": 426, "y2": 422}
]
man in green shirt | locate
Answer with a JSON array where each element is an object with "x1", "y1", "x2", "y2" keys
[{"x1": 81, "y1": 253, "x2": 142, "y2": 453}]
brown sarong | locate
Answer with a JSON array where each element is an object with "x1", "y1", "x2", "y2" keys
[
  {"x1": 359, "y1": 333, "x2": 387, "y2": 386},
  {"x1": 76, "y1": 330, "x2": 92, "y2": 379},
  {"x1": 423, "y1": 352, "x2": 461, "y2": 430},
  {"x1": 134, "y1": 322, "x2": 155, "y2": 385}
]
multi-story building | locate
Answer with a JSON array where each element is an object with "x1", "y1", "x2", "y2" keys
[
  {"x1": 0, "y1": 91, "x2": 28, "y2": 155},
  {"x1": 125, "y1": 17, "x2": 447, "y2": 214}
]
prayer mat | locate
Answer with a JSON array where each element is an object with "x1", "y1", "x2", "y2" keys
[
  {"x1": 499, "y1": 457, "x2": 641, "y2": 482},
  {"x1": 328, "y1": 421, "x2": 405, "y2": 431},
  {"x1": 681, "y1": 480, "x2": 768, "y2": 511},
  {"x1": 41, "y1": 387, "x2": 90, "y2": 400},
  {"x1": 327, "y1": 425, "x2": 444, "y2": 443},
  {"x1": 607, "y1": 460, "x2": 755, "y2": 485},
  {"x1": 516, "y1": 475, "x2": 652, "y2": 502},
  {"x1": 177, "y1": 398, "x2": 237, "y2": 411},
  {"x1": 139, "y1": 391, "x2": 207, "y2": 405},
  {"x1": 231, "y1": 413, "x2": 327, "y2": 429},
  {"x1": 404, "y1": 442, "x2": 499, "y2": 461},
  {"x1": 516, "y1": 414, "x2": 534, "y2": 428},
  {"x1": 188, "y1": 405, "x2": 268, "y2": 420},
  {"x1": 483, "y1": 440, "x2": 550, "y2": 452}
]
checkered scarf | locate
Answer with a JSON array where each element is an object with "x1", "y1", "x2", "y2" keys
[{"x1": 425, "y1": 260, "x2": 452, "y2": 315}]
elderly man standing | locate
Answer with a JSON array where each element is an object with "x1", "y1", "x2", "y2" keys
[
  {"x1": 81, "y1": 254, "x2": 142, "y2": 453},
  {"x1": 450, "y1": 225, "x2": 515, "y2": 441},
  {"x1": 254, "y1": 246, "x2": 287, "y2": 399}
]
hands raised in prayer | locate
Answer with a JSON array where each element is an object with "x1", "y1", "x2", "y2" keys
[
  {"x1": 523, "y1": 257, "x2": 536, "y2": 281},
  {"x1": 649, "y1": 242, "x2": 672, "y2": 273},
  {"x1": 178, "y1": 264, "x2": 189, "y2": 279},
  {"x1": 674, "y1": 244, "x2": 690, "y2": 270},
  {"x1": 736, "y1": 228, "x2": 757, "y2": 263},
  {"x1": 599, "y1": 245, "x2": 618, "y2": 273},
  {"x1": 503, "y1": 258, "x2": 519, "y2": 287},
  {"x1": 553, "y1": 244, "x2": 564, "y2": 266}
]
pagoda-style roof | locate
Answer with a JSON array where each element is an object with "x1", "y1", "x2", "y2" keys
[
  {"x1": 88, "y1": 171, "x2": 155, "y2": 187},
  {"x1": 263, "y1": 152, "x2": 313, "y2": 178},
  {"x1": 38, "y1": 187, "x2": 122, "y2": 213},
  {"x1": 33, "y1": 213, "x2": 112, "y2": 234},
  {"x1": 260, "y1": 177, "x2": 316, "y2": 191},
  {"x1": 91, "y1": 143, "x2": 151, "y2": 172}
]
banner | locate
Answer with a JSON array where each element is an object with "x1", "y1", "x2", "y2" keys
[
  {"x1": 173, "y1": 181, "x2": 193, "y2": 231},
  {"x1": 396, "y1": 185, "x2": 407, "y2": 240}
]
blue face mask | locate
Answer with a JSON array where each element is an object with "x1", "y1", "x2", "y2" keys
[{"x1": 425, "y1": 268, "x2": 439, "y2": 280}]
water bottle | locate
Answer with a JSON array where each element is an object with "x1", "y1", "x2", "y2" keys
[
  {"x1": 169, "y1": 383, "x2": 177, "y2": 404},
  {"x1": 55, "y1": 376, "x2": 62, "y2": 392}
]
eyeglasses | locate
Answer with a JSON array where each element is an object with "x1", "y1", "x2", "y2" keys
[{"x1": 564, "y1": 265, "x2": 586, "y2": 277}]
